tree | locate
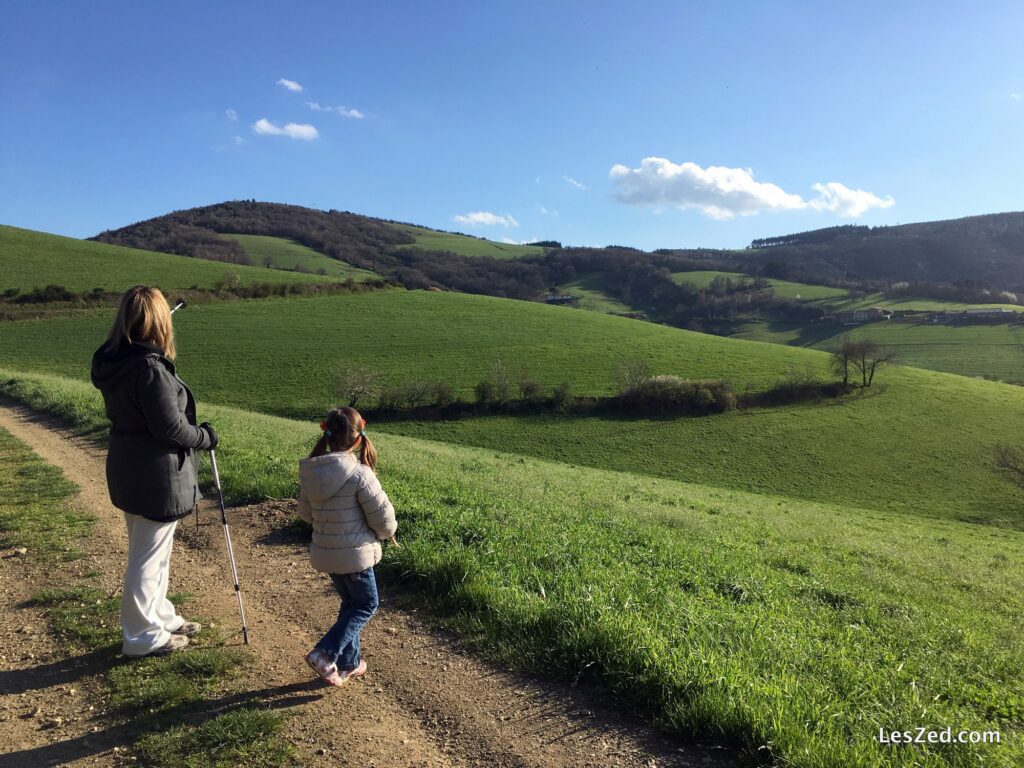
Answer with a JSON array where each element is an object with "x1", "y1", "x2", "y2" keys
[
  {"x1": 830, "y1": 335, "x2": 858, "y2": 386},
  {"x1": 335, "y1": 365, "x2": 382, "y2": 408},
  {"x1": 850, "y1": 338, "x2": 896, "y2": 387},
  {"x1": 615, "y1": 358, "x2": 651, "y2": 394},
  {"x1": 487, "y1": 361, "x2": 513, "y2": 404}
]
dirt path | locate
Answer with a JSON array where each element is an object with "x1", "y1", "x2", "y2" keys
[{"x1": 0, "y1": 402, "x2": 736, "y2": 768}]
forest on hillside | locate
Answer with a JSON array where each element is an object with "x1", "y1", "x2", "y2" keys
[
  {"x1": 736, "y1": 212, "x2": 1024, "y2": 292},
  {"x1": 91, "y1": 201, "x2": 1024, "y2": 328}
]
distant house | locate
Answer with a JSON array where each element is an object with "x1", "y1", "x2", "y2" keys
[{"x1": 838, "y1": 307, "x2": 893, "y2": 325}]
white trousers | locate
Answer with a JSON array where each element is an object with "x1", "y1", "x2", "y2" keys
[{"x1": 121, "y1": 513, "x2": 185, "y2": 656}]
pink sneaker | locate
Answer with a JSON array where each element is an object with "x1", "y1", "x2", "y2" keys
[
  {"x1": 338, "y1": 659, "x2": 367, "y2": 683},
  {"x1": 304, "y1": 650, "x2": 344, "y2": 687}
]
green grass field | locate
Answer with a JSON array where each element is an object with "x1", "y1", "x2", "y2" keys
[
  {"x1": 731, "y1": 320, "x2": 1024, "y2": 382},
  {"x1": 390, "y1": 223, "x2": 545, "y2": 259},
  {"x1": 808, "y1": 321, "x2": 1024, "y2": 382},
  {"x1": 668, "y1": 270, "x2": 1023, "y2": 314},
  {"x1": 0, "y1": 225, "x2": 335, "y2": 293},
  {"x1": 2, "y1": 290, "x2": 1024, "y2": 526},
  {"x1": 222, "y1": 233, "x2": 380, "y2": 281},
  {"x1": 556, "y1": 272, "x2": 644, "y2": 315},
  {"x1": 671, "y1": 270, "x2": 850, "y2": 300},
  {"x1": 815, "y1": 293, "x2": 1023, "y2": 313},
  {"x1": 0, "y1": 290, "x2": 822, "y2": 408},
  {"x1": 1, "y1": 369, "x2": 1020, "y2": 768}
]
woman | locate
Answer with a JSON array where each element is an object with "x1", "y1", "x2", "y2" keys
[{"x1": 91, "y1": 286, "x2": 217, "y2": 656}]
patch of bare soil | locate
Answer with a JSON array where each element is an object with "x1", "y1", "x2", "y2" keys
[{"x1": 0, "y1": 402, "x2": 737, "y2": 767}]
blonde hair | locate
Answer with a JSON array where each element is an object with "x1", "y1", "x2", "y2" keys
[{"x1": 106, "y1": 285, "x2": 176, "y2": 359}]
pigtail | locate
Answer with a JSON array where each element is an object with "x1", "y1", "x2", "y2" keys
[
  {"x1": 309, "y1": 433, "x2": 331, "y2": 458},
  {"x1": 310, "y1": 407, "x2": 344, "y2": 458},
  {"x1": 359, "y1": 434, "x2": 378, "y2": 472}
]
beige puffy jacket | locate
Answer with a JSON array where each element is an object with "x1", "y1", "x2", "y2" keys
[{"x1": 296, "y1": 452, "x2": 397, "y2": 575}]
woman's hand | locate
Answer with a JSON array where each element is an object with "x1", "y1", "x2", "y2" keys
[{"x1": 200, "y1": 422, "x2": 219, "y2": 450}]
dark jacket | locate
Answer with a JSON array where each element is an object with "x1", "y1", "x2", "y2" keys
[{"x1": 91, "y1": 341, "x2": 213, "y2": 522}]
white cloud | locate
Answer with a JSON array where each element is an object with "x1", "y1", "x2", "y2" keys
[
  {"x1": 537, "y1": 204, "x2": 559, "y2": 216},
  {"x1": 252, "y1": 118, "x2": 319, "y2": 140},
  {"x1": 453, "y1": 211, "x2": 520, "y2": 228},
  {"x1": 1011, "y1": 93, "x2": 1023, "y2": 102},
  {"x1": 226, "y1": 108, "x2": 238, "y2": 121},
  {"x1": 808, "y1": 182, "x2": 894, "y2": 217},
  {"x1": 305, "y1": 101, "x2": 365, "y2": 119},
  {"x1": 610, "y1": 156, "x2": 892, "y2": 219},
  {"x1": 563, "y1": 175, "x2": 588, "y2": 190},
  {"x1": 232, "y1": 135, "x2": 245, "y2": 145},
  {"x1": 277, "y1": 78, "x2": 303, "y2": 92}
]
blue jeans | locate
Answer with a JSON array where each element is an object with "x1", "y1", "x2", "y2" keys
[{"x1": 315, "y1": 568, "x2": 379, "y2": 672}]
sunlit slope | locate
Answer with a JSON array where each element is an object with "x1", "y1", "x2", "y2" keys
[
  {"x1": 1, "y1": 290, "x2": 1023, "y2": 523},
  {"x1": 735, "y1": 320, "x2": 1024, "y2": 381},
  {"x1": 672, "y1": 270, "x2": 849, "y2": 300},
  {"x1": 1, "y1": 369, "x2": 1021, "y2": 768},
  {"x1": 0, "y1": 290, "x2": 823, "y2": 402},
  {"x1": 222, "y1": 234, "x2": 380, "y2": 281},
  {"x1": 390, "y1": 223, "x2": 545, "y2": 259},
  {"x1": 0, "y1": 225, "x2": 335, "y2": 292}
]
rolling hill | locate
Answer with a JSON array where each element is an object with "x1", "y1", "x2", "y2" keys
[
  {"x1": 391, "y1": 223, "x2": 546, "y2": 259},
  {"x1": 2, "y1": 289, "x2": 1023, "y2": 527},
  {"x1": 221, "y1": 234, "x2": 380, "y2": 280},
  {"x1": 0, "y1": 225, "x2": 338, "y2": 293},
  {"x1": 5, "y1": 210, "x2": 1024, "y2": 767}
]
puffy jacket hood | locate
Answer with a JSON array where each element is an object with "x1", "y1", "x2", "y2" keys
[
  {"x1": 91, "y1": 340, "x2": 167, "y2": 393},
  {"x1": 298, "y1": 452, "x2": 361, "y2": 502}
]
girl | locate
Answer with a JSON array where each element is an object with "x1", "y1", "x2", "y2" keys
[
  {"x1": 91, "y1": 286, "x2": 216, "y2": 657},
  {"x1": 297, "y1": 407, "x2": 397, "y2": 686}
]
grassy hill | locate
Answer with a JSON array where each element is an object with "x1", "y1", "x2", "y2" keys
[
  {"x1": 2, "y1": 369, "x2": 1020, "y2": 768},
  {"x1": 806, "y1": 321, "x2": 1024, "y2": 382},
  {"x1": 2, "y1": 290, "x2": 1023, "y2": 526},
  {"x1": 556, "y1": 272, "x2": 645, "y2": 315},
  {"x1": 222, "y1": 234, "x2": 380, "y2": 281},
  {"x1": 672, "y1": 270, "x2": 849, "y2": 300},
  {"x1": 0, "y1": 225, "x2": 335, "y2": 293},
  {"x1": 391, "y1": 223, "x2": 545, "y2": 259}
]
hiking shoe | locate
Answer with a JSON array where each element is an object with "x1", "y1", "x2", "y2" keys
[
  {"x1": 171, "y1": 621, "x2": 202, "y2": 637},
  {"x1": 305, "y1": 649, "x2": 343, "y2": 686},
  {"x1": 146, "y1": 634, "x2": 189, "y2": 656}
]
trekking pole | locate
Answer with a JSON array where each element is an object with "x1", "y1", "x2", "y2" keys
[{"x1": 209, "y1": 449, "x2": 251, "y2": 645}]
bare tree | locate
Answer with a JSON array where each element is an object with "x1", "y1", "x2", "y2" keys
[
  {"x1": 849, "y1": 338, "x2": 896, "y2": 387},
  {"x1": 866, "y1": 347, "x2": 897, "y2": 386},
  {"x1": 335, "y1": 364, "x2": 382, "y2": 408},
  {"x1": 830, "y1": 335, "x2": 858, "y2": 387},
  {"x1": 615, "y1": 358, "x2": 651, "y2": 394},
  {"x1": 488, "y1": 360, "x2": 513, "y2": 404}
]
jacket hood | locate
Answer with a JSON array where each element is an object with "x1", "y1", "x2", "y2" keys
[
  {"x1": 90, "y1": 340, "x2": 168, "y2": 393},
  {"x1": 298, "y1": 452, "x2": 361, "y2": 502}
]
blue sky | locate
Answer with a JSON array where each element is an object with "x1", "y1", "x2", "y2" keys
[{"x1": 2, "y1": 1, "x2": 1022, "y2": 250}]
